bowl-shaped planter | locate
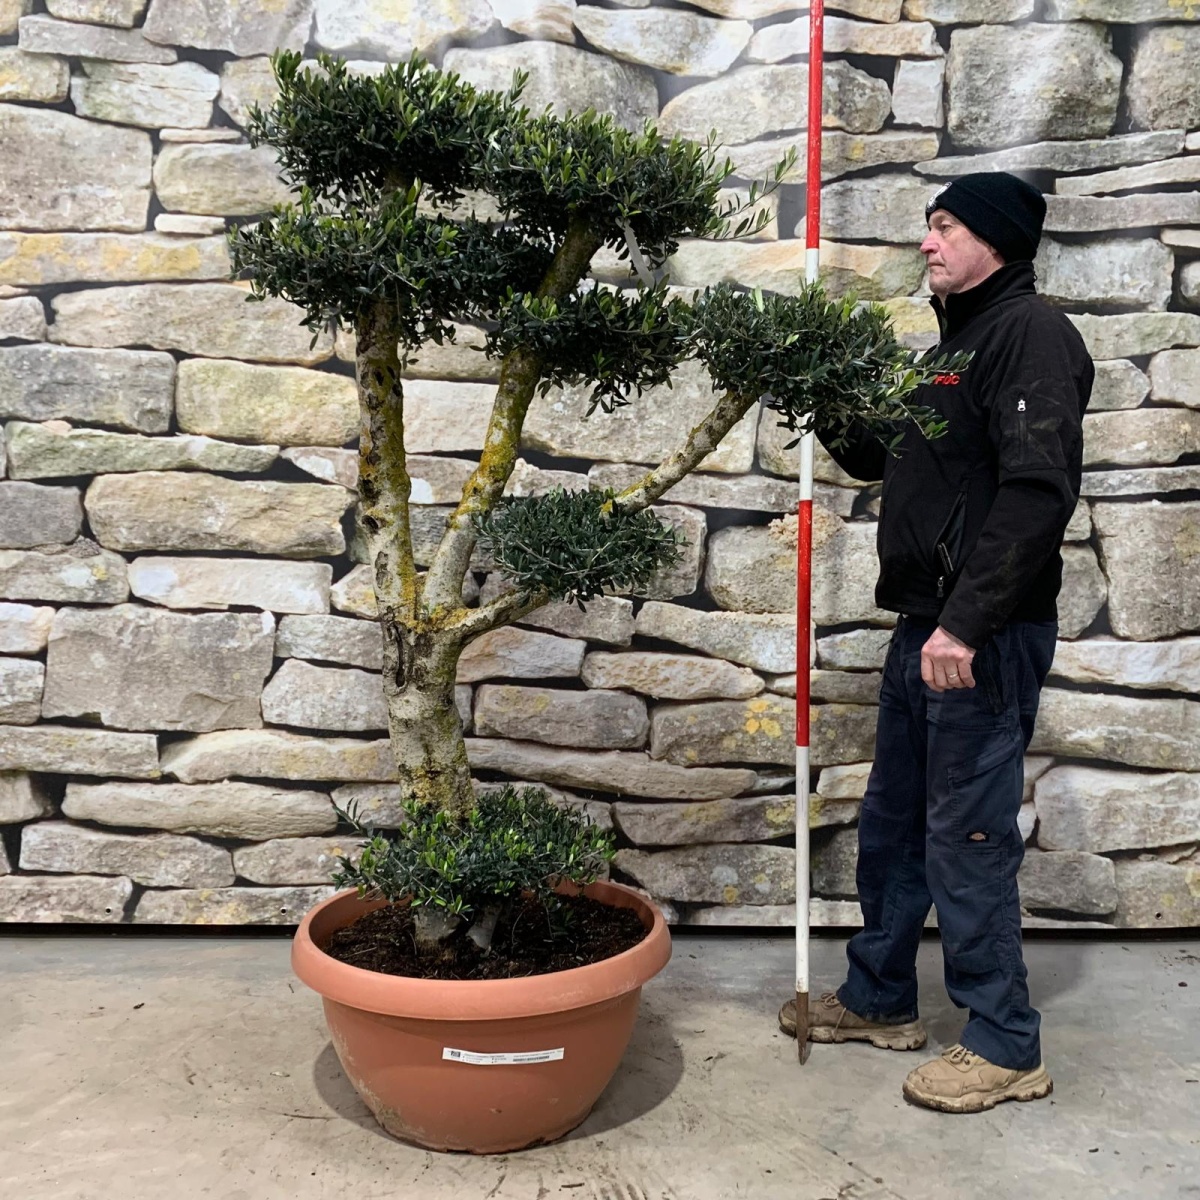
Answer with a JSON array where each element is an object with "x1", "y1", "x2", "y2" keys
[{"x1": 292, "y1": 880, "x2": 672, "y2": 1153}]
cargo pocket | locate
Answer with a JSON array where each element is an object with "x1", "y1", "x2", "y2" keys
[{"x1": 946, "y1": 731, "x2": 1022, "y2": 853}]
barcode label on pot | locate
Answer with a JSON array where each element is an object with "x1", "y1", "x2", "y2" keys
[{"x1": 442, "y1": 1047, "x2": 565, "y2": 1066}]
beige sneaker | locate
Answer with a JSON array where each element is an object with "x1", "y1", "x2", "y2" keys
[
  {"x1": 902, "y1": 1044, "x2": 1053, "y2": 1113},
  {"x1": 777, "y1": 991, "x2": 927, "y2": 1051}
]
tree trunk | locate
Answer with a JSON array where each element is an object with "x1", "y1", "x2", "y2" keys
[{"x1": 379, "y1": 617, "x2": 473, "y2": 818}]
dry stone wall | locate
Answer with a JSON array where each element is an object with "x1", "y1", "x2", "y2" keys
[{"x1": 1, "y1": 0, "x2": 1198, "y2": 929}]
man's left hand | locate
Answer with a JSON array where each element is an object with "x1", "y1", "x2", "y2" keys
[{"x1": 921, "y1": 626, "x2": 976, "y2": 692}]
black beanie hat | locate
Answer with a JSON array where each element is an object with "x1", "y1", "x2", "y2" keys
[{"x1": 924, "y1": 172, "x2": 1047, "y2": 262}]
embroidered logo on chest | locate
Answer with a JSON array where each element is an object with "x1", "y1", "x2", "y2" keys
[{"x1": 931, "y1": 373, "x2": 961, "y2": 386}]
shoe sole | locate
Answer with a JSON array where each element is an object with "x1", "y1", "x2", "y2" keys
[
  {"x1": 778, "y1": 1014, "x2": 927, "y2": 1052},
  {"x1": 901, "y1": 1066, "x2": 1054, "y2": 1114}
]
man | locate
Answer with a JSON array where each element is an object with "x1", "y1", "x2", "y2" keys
[{"x1": 779, "y1": 172, "x2": 1093, "y2": 1113}]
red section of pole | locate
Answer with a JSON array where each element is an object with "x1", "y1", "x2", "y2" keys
[
  {"x1": 804, "y1": 0, "x2": 825, "y2": 254},
  {"x1": 795, "y1": 0, "x2": 823, "y2": 749}
]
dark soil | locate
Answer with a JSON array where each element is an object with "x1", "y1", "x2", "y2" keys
[{"x1": 322, "y1": 894, "x2": 649, "y2": 981}]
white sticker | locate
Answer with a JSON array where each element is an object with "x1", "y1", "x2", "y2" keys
[{"x1": 442, "y1": 1047, "x2": 565, "y2": 1066}]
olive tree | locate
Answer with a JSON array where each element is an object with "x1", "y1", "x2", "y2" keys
[{"x1": 232, "y1": 53, "x2": 949, "y2": 828}]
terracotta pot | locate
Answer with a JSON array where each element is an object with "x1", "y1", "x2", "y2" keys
[{"x1": 291, "y1": 880, "x2": 672, "y2": 1153}]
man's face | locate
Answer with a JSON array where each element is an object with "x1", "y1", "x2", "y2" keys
[{"x1": 920, "y1": 209, "x2": 1004, "y2": 300}]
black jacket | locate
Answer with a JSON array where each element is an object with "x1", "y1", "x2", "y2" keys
[{"x1": 819, "y1": 262, "x2": 1094, "y2": 649}]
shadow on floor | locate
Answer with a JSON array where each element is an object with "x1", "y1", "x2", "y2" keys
[
  {"x1": 570, "y1": 993, "x2": 686, "y2": 1140},
  {"x1": 311, "y1": 1041, "x2": 387, "y2": 1140}
]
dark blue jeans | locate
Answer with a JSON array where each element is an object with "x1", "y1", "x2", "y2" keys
[{"x1": 837, "y1": 615, "x2": 1057, "y2": 1071}]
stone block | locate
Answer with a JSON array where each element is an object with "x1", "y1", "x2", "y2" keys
[
  {"x1": 1112, "y1": 860, "x2": 1200, "y2": 929},
  {"x1": 0, "y1": 771, "x2": 52, "y2": 822},
  {"x1": 129, "y1": 557, "x2": 330, "y2": 614},
  {"x1": 1128, "y1": 24, "x2": 1200, "y2": 132},
  {"x1": 0, "y1": 482, "x2": 82, "y2": 549},
  {"x1": 44, "y1": 606, "x2": 274, "y2": 732},
  {"x1": 904, "y1": 0, "x2": 1032, "y2": 20},
  {"x1": 46, "y1": 0, "x2": 146, "y2": 24},
  {"x1": 0, "y1": 544, "x2": 129, "y2": 605},
  {"x1": 1150, "y1": 349, "x2": 1200, "y2": 409},
  {"x1": 175, "y1": 359, "x2": 355, "y2": 446},
  {"x1": 668, "y1": 238, "x2": 925, "y2": 302},
  {"x1": 812, "y1": 827, "x2": 859, "y2": 897},
  {"x1": 1044, "y1": 0, "x2": 1186, "y2": 15},
  {"x1": 86, "y1": 473, "x2": 351, "y2": 557},
  {"x1": 276, "y1": 615, "x2": 382, "y2": 671},
  {"x1": 0, "y1": 232, "x2": 230, "y2": 289},
  {"x1": 0, "y1": 105, "x2": 150, "y2": 231},
  {"x1": 0, "y1": 874, "x2": 131, "y2": 922},
  {"x1": 1057, "y1": 156, "x2": 1200, "y2": 200},
  {"x1": 7, "y1": 423, "x2": 276, "y2": 479},
  {"x1": 1058, "y1": 544, "x2": 1107, "y2": 640},
  {"x1": 480, "y1": 577, "x2": 634, "y2": 645},
  {"x1": 153, "y1": 143, "x2": 290, "y2": 216},
  {"x1": 750, "y1": 14, "x2": 940, "y2": 61},
  {"x1": 281, "y1": 447, "x2": 357, "y2": 490},
  {"x1": 637, "y1": 600, "x2": 795, "y2": 674},
  {"x1": 490, "y1": 0, "x2": 575, "y2": 42},
  {"x1": 21, "y1": 821, "x2": 233, "y2": 888},
  {"x1": 730, "y1": 130, "x2": 942, "y2": 186},
  {"x1": 588, "y1": 462, "x2": 794, "y2": 515},
  {"x1": 1094, "y1": 501, "x2": 1200, "y2": 641},
  {"x1": 818, "y1": 762, "x2": 873, "y2": 800},
  {"x1": 162, "y1": 728, "x2": 395, "y2": 783},
  {"x1": 572, "y1": 7, "x2": 750, "y2": 76},
  {"x1": 892, "y1": 57, "x2": 944, "y2": 129},
  {"x1": 1084, "y1": 409, "x2": 1200, "y2": 468},
  {"x1": 64, "y1": 779, "x2": 334, "y2": 839},
  {"x1": 474, "y1": 684, "x2": 648, "y2": 750},
  {"x1": 524, "y1": 360, "x2": 756, "y2": 474},
  {"x1": 947, "y1": 23, "x2": 1120, "y2": 149},
  {"x1": 1090, "y1": 360, "x2": 1149, "y2": 412},
  {"x1": 314, "y1": 0, "x2": 492, "y2": 59},
  {"x1": 0, "y1": 657, "x2": 42, "y2": 724},
  {"x1": 1030, "y1": 689, "x2": 1200, "y2": 771},
  {"x1": 50, "y1": 284, "x2": 333, "y2": 366},
  {"x1": 658, "y1": 63, "x2": 890, "y2": 144},
  {"x1": 0, "y1": 47, "x2": 69, "y2": 102},
  {"x1": 0, "y1": 0, "x2": 31, "y2": 36},
  {"x1": 651, "y1": 696, "x2": 876, "y2": 768},
  {"x1": 614, "y1": 843, "x2": 794, "y2": 904},
  {"x1": 0, "y1": 296, "x2": 44, "y2": 342},
  {"x1": 706, "y1": 512, "x2": 888, "y2": 624},
  {"x1": 1070, "y1": 313, "x2": 1200, "y2": 360},
  {"x1": 917, "y1": 131, "x2": 1185, "y2": 178},
  {"x1": 820, "y1": 175, "x2": 932, "y2": 244},
  {"x1": 0, "y1": 345, "x2": 174, "y2": 432},
  {"x1": 466, "y1": 737, "x2": 756, "y2": 800},
  {"x1": 457, "y1": 627, "x2": 585, "y2": 683},
  {"x1": 134, "y1": 885, "x2": 334, "y2": 925},
  {"x1": 1038, "y1": 239, "x2": 1173, "y2": 312},
  {"x1": 216, "y1": 55, "x2": 277, "y2": 127},
  {"x1": 444, "y1": 42, "x2": 656, "y2": 132},
  {"x1": 70, "y1": 60, "x2": 217, "y2": 129},
  {"x1": 262, "y1": 660, "x2": 386, "y2": 733},
  {"x1": 1018, "y1": 848, "x2": 1117, "y2": 916},
  {"x1": 581, "y1": 651, "x2": 762, "y2": 701},
  {"x1": 233, "y1": 835, "x2": 362, "y2": 886},
  {"x1": 1036, "y1": 765, "x2": 1200, "y2": 856},
  {"x1": 1046, "y1": 193, "x2": 1200, "y2": 235},
  {"x1": 19, "y1": 13, "x2": 174, "y2": 62},
  {"x1": 1082, "y1": 466, "x2": 1200, "y2": 499},
  {"x1": 0, "y1": 725, "x2": 158, "y2": 778},
  {"x1": 0, "y1": 603, "x2": 54, "y2": 655},
  {"x1": 614, "y1": 794, "x2": 796, "y2": 847},
  {"x1": 143, "y1": 0, "x2": 312, "y2": 55}
]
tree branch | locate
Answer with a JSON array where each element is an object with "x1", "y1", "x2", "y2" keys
[
  {"x1": 445, "y1": 586, "x2": 551, "y2": 643},
  {"x1": 422, "y1": 216, "x2": 602, "y2": 609},
  {"x1": 613, "y1": 388, "x2": 759, "y2": 514},
  {"x1": 355, "y1": 300, "x2": 419, "y2": 623}
]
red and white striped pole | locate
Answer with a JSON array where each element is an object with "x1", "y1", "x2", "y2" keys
[{"x1": 794, "y1": 0, "x2": 824, "y2": 1065}]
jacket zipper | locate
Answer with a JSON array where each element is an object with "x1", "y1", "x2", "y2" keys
[
  {"x1": 934, "y1": 491, "x2": 967, "y2": 600},
  {"x1": 1017, "y1": 395, "x2": 1029, "y2": 463}
]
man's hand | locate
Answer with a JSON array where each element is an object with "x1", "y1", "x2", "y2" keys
[{"x1": 921, "y1": 626, "x2": 976, "y2": 692}]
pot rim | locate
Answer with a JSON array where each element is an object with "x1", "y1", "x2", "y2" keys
[{"x1": 291, "y1": 879, "x2": 672, "y2": 1021}]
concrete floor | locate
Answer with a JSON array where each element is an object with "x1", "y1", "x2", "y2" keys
[{"x1": 1, "y1": 933, "x2": 1198, "y2": 1200}]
